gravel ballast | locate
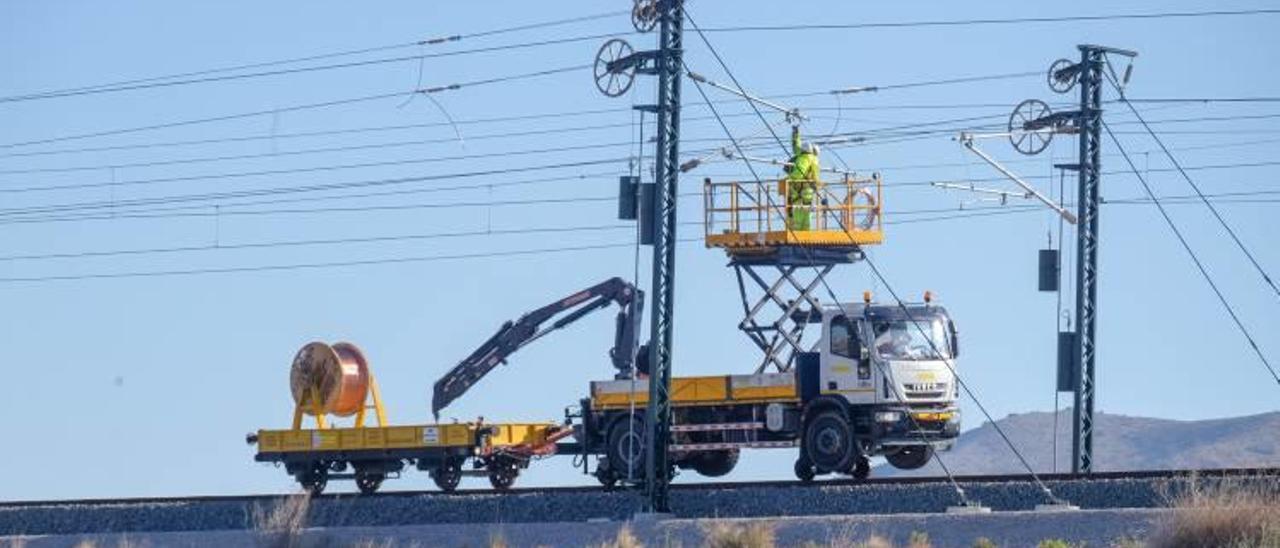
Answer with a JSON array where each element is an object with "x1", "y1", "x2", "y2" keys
[
  {"x1": 0, "y1": 474, "x2": 1263, "y2": 537},
  {"x1": 3, "y1": 508, "x2": 1169, "y2": 548}
]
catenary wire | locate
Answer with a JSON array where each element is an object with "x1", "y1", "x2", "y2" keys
[
  {"x1": 1116, "y1": 98, "x2": 1280, "y2": 300},
  {"x1": 0, "y1": 15, "x2": 630, "y2": 104},
  {"x1": 0, "y1": 63, "x2": 588, "y2": 150},
  {"x1": 1102, "y1": 120, "x2": 1279, "y2": 386},
  {"x1": 696, "y1": 8, "x2": 1280, "y2": 33}
]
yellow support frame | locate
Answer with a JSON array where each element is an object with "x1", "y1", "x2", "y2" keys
[{"x1": 290, "y1": 371, "x2": 387, "y2": 431}]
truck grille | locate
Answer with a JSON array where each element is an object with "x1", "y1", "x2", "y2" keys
[{"x1": 903, "y1": 382, "x2": 947, "y2": 399}]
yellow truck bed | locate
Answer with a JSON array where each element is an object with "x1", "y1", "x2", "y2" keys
[
  {"x1": 590, "y1": 371, "x2": 798, "y2": 410},
  {"x1": 254, "y1": 422, "x2": 558, "y2": 455}
]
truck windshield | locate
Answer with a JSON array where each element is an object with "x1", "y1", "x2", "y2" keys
[{"x1": 872, "y1": 319, "x2": 952, "y2": 361}]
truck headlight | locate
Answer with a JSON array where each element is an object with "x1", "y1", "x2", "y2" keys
[{"x1": 874, "y1": 411, "x2": 902, "y2": 423}]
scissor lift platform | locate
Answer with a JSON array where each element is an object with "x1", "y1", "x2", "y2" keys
[
  {"x1": 703, "y1": 174, "x2": 885, "y2": 372},
  {"x1": 703, "y1": 174, "x2": 884, "y2": 256}
]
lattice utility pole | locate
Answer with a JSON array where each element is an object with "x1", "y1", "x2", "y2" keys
[
  {"x1": 640, "y1": 0, "x2": 683, "y2": 513},
  {"x1": 1064, "y1": 44, "x2": 1136, "y2": 474},
  {"x1": 593, "y1": 0, "x2": 684, "y2": 513}
]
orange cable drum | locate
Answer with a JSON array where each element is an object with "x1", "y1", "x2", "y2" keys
[{"x1": 289, "y1": 341, "x2": 370, "y2": 417}]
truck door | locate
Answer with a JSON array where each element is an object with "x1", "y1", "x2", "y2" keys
[{"x1": 820, "y1": 314, "x2": 875, "y2": 405}]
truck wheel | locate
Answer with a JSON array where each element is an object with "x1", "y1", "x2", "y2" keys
[
  {"x1": 794, "y1": 455, "x2": 816, "y2": 482},
  {"x1": 886, "y1": 445, "x2": 934, "y2": 470},
  {"x1": 804, "y1": 410, "x2": 855, "y2": 474},
  {"x1": 607, "y1": 416, "x2": 646, "y2": 481},
  {"x1": 298, "y1": 462, "x2": 328, "y2": 495},
  {"x1": 430, "y1": 462, "x2": 462, "y2": 492},
  {"x1": 691, "y1": 450, "x2": 740, "y2": 477},
  {"x1": 355, "y1": 470, "x2": 384, "y2": 495}
]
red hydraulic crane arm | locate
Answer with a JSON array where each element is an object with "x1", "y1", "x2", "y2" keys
[{"x1": 431, "y1": 277, "x2": 645, "y2": 418}]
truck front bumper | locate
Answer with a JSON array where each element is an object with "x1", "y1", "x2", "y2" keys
[{"x1": 870, "y1": 408, "x2": 960, "y2": 446}]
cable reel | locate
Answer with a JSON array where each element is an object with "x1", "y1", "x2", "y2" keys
[
  {"x1": 1008, "y1": 99, "x2": 1054, "y2": 156},
  {"x1": 632, "y1": 0, "x2": 659, "y2": 33},
  {"x1": 594, "y1": 38, "x2": 636, "y2": 97}
]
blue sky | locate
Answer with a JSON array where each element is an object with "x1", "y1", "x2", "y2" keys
[{"x1": 1, "y1": 1, "x2": 1277, "y2": 500}]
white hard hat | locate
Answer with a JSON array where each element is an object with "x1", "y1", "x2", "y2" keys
[{"x1": 801, "y1": 142, "x2": 816, "y2": 154}]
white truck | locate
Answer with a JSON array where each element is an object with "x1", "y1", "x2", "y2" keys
[{"x1": 578, "y1": 296, "x2": 961, "y2": 484}]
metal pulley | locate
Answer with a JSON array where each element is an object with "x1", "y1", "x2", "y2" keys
[
  {"x1": 594, "y1": 38, "x2": 636, "y2": 97},
  {"x1": 632, "y1": 0, "x2": 659, "y2": 33},
  {"x1": 1008, "y1": 99, "x2": 1054, "y2": 156},
  {"x1": 1048, "y1": 58, "x2": 1079, "y2": 94}
]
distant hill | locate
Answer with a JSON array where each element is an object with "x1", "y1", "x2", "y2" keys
[{"x1": 876, "y1": 409, "x2": 1280, "y2": 476}]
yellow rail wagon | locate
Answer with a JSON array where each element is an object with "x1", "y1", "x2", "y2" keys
[{"x1": 247, "y1": 342, "x2": 568, "y2": 494}]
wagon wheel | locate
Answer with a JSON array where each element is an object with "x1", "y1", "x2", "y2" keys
[
  {"x1": 1008, "y1": 99, "x2": 1054, "y2": 156},
  {"x1": 298, "y1": 462, "x2": 328, "y2": 495},
  {"x1": 430, "y1": 461, "x2": 462, "y2": 492},
  {"x1": 354, "y1": 471, "x2": 384, "y2": 495},
  {"x1": 1048, "y1": 58, "x2": 1079, "y2": 94},
  {"x1": 631, "y1": 0, "x2": 659, "y2": 33},
  {"x1": 487, "y1": 458, "x2": 520, "y2": 490},
  {"x1": 595, "y1": 460, "x2": 620, "y2": 489},
  {"x1": 594, "y1": 39, "x2": 635, "y2": 98}
]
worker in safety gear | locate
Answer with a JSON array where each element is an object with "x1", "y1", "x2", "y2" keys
[{"x1": 785, "y1": 125, "x2": 820, "y2": 230}]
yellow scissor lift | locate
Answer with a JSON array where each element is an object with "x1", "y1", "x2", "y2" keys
[{"x1": 703, "y1": 174, "x2": 885, "y2": 373}]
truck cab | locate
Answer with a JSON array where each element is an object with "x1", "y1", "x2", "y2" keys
[{"x1": 800, "y1": 300, "x2": 960, "y2": 477}]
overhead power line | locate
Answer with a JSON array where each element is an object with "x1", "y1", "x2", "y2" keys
[
  {"x1": 0, "y1": 223, "x2": 637, "y2": 262},
  {"x1": 697, "y1": 8, "x2": 1280, "y2": 33},
  {"x1": 0, "y1": 63, "x2": 588, "y2": 150},
  {"x1": 1125, "y1": 97, "x2": 1280, "y2": 104},
  {"x1": 0, "y1": 156, "x2": 630, "y2": 219},
  {"x1": 0, "y1": 11, "x2": 628, "y2": 104},
  {"x1": 0, "y1": 239, "x2": 701, "y2": 284}
]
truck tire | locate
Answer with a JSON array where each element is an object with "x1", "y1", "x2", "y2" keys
[
  {"x1": 886, "y1": 445, "x2": 934, "y2": 470},
  {"x1": 804, "y1": 410, "x2": 855, "y2": 474},
  {"x1": 607, "y1": 415, "x2": 646, "y2": 481},
  {"x1": 691, "y1": 450, "x2": 739, "y2": 477}
]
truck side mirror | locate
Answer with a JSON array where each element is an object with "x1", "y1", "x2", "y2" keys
[{"x1": 949, "y1": 320, "x2": 960, "y2": 358}]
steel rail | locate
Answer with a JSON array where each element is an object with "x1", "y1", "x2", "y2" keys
[{"x1": 1, "y1": 466, "x2": 1274, "y2": 508}]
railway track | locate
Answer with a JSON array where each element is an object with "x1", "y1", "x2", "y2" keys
[{"x1": 2, "y1": 466, "x2": 1275, "y2": 508}]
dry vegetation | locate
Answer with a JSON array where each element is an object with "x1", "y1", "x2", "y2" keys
[
  {"x1": 1147, "y1": 476, "x2": 1280, "y2": 548},
  {"x1": 250, "y1": 492, "x2": 313, "y2": 548},
  {"x1": 591, "y1": 525, "x2": 645, "y2": 548},
  {"x1": 702, "y1": 520, "x2": 777, "y2": 548}
]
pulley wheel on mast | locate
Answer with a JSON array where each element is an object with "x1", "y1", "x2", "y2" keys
[
  {"x1": 632, "y1": 0, "x2": 659, "y2": 33},
  {"x1": 1048, "y1": 58, "x2": 1079, "y2": 94},
  {"x1": 1009, "y1": 99, "x2": 1054, "y2": 156},
  {"x1": 594, "y1": 38, "x2": 636, "y2": 97}
]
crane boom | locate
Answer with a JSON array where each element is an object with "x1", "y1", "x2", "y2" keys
[{"x1": 431, "y1": 277, "x2": 645, "y2": 418}]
